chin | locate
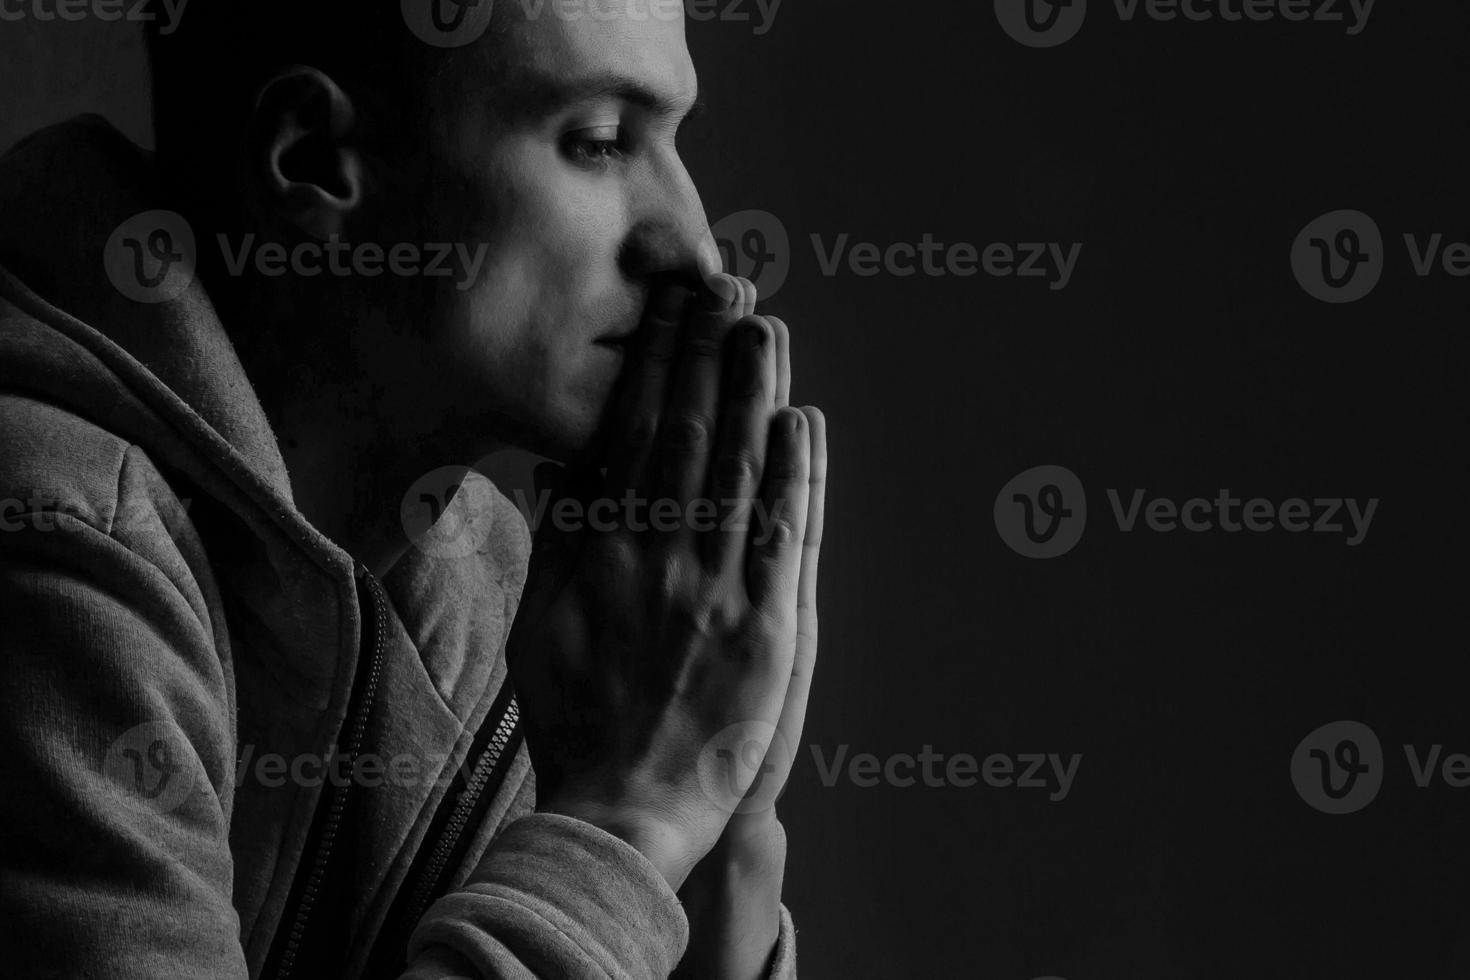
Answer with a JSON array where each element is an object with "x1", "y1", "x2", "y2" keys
[
  {"x1": 496, "y1": 351, "x2": 622, "y2": 462},
  {"x1": 510, "y1": 397, "x2": 607, "y2": 464}
]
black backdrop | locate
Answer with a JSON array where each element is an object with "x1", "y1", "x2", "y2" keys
[{"x1": 5, "y1": 2, "x2": 1468, "y2": 976}]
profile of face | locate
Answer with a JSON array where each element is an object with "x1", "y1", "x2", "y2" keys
[{"x1": 341, "y1": 4, "x2": 721, "y2": 464}]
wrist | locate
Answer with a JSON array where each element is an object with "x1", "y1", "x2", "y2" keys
[
  {"x1": 702, "y1": 811, "x2": 788, "y2": 882},
  {"x1": 541, "y1": 795, "x2": 701, "y2": 891},
  {"x1": 676, "y1": 814, "x2": 787, "y2": 980}
]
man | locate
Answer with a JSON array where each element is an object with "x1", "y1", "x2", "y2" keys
[{"x1": 0, "y1": 1, "x2": 827, "y2": 977}]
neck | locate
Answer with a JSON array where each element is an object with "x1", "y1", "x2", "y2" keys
[
  {"x1": 272, "y1": 384, "x2": 416, "y2": 580},
  {"x1": 223, "y1": 305, "x2": 427, "y2": 580},
  {"x1": 212, "y1": 269, "x2": 506, "y2": 579}
]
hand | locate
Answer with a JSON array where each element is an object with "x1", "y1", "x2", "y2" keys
[
  {"x1": 507, "y1": 275, "x2": 821, "y2": 892},
  {"x1": 673, "y1": 314, "x2": 828, "y2": 980}
]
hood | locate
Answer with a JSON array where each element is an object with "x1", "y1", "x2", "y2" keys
[
  {"x1": 0, "y1": 116, "x2": 535, "y2": 968},
  {"x1": 0, "y1": 113, "x2": 297, "y2": 500},
  {"x1": 0, "y1": 113, "x2": 530, "y2": 685}
]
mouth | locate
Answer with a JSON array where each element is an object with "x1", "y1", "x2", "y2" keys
[
  {"x1": 594, "y1": 314, "x2": 642, "y2": 350},
  {"x1": 597, "y1": 285, "x2": 682, "y2": 350}
]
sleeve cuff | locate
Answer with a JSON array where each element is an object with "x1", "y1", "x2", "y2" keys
[
  {"x1": 410, "y1": 812, "x2": 688, "y2": 979},
  {"x1": 764, "y1": 904, "x2": 798, "y2": 979}
]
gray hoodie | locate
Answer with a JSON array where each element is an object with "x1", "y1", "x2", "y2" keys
[{"x1": 0, "y1": 115, "x2": 796, "y2": 980}]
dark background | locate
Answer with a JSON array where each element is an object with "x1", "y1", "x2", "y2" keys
[{"x1": 5, "y1": 3, "x2": 1469, "y2": 977}]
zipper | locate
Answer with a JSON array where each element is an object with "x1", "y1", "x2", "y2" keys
[
  {"x1": 361, "y1": 683, "x2": 523, "y2": 980},
  {"x1": 265, "y1": 564, "x2": 388, "y2": 980},
  {"x1": 399, "y1": 695, "x2": 520, "y2": 926}
]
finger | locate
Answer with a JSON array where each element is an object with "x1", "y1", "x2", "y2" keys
[
  {"x1": 767, "y1": 316, "x2": 792, "y2": 408},
  {"x1": 795, "y1": 407, "x2": 827, "y2": 620},
  {"x1": 734, "y1": 407, "x2": 825, "y2": 808},
  {"x1": 778, "y1": 406, "x2": 827, "y2": 745},
  {"x1": 652, "y1": 273, "x2": 742, "y2": 510},
  {"x1": 705, "y1": 315, "x2": 777, "y2": 572},
  {"x1": 511, "y1": 462, "x2": 583, "y2": 651},
  {"x1": 604, "y1": 285, "x2": 688, "y2": 492},
  {"x1": 746, "y1": 408, "x2": 810, "y2": 610},
  {"x1": 735, "y1": 275, "x2": 757, "y2": 319}
]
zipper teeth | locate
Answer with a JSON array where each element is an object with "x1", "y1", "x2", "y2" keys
[
  {"x1": 275, "y1": 572, "x2": 388, "y2": 980},
  {"x1": 401, "y1": 697, "x2": 521, "y2": 925}
]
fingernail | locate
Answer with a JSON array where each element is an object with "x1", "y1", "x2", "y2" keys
[
  {"x1": 742, "y1": 318, "x2": 769, "y2": 348},
  {"x1": 701, "y1": 275, "x2": 739, "y2": 312}
]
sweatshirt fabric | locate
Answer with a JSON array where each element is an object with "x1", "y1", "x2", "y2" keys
[{"x1": 0, "y1": 115, "x2": 797, "y2": 980}]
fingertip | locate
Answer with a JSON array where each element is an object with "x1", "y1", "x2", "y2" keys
[
  {"x1": 701, "y1": 273, "x2": 740, "y2": 312},
  {"x1": 776, "y1": 405, "x2": 806, "y2": 438},
  {"x1": 735, "y1": 314, "x2": 771, "y2": 349},
  {"x1": 738, "y1": 276, "x2": 758, "y2": 316},
  {"x1": 768, "y1": 316, "x2": 792, "y2": 405},
  {"x1": 799, "y1": 405, "x2": 826, "y2": 436}
]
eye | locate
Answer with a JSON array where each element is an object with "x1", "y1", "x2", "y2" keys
[{"x1": 564, "y1": 125, "x2": 629, "y2": 168}]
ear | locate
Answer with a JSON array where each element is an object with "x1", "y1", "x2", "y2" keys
[{"x1": 249, "y1": 66, "x2": 365, "y2": 241}]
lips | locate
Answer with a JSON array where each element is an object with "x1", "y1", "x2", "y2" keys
[{"x1": 596, "y1": 289, "x2": 670, "y2": 348}]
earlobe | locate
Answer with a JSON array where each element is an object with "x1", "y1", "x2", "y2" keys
[{"x1": 250, "y1": 66, "x2": 364, "y2": 241}]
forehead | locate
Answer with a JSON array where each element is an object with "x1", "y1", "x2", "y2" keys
[{"x1": 491, "y1": 1, "x2": 698, "y2": 105}]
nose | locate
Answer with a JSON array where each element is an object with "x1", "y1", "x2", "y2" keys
[{"x1": 619, "y1": 156, "x2": 721, "y2": 290}]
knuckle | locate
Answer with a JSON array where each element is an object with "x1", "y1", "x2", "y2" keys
[
  {"x1": 619, "y1": 416, "x2": 659, "y2": 457},
  {"x1": 684, "y1": 330, "x2": 725, "y2": 359},
  {"x1": 673, "y1": 590, "x2": 743, "y2": 644},
  {"x1": 764, "y1": 453, "x2": 803, "y2": 484},
  {"x1": 710, "y1": 597, "x2": 745, "y2": 637},
  {"x1": 640, "y1": 341, "x2": 678, "y2": 368},
  {"x1": 760, "y1": 516, "x2": 799, "y2": 550},
  {"x1": 710, "y1": 450, "x2": 761, "y2": 497},
  {"x1": 661, "y1": 413, "x2": 711, "y2": 457},
  {"x1": 653, "y1": 549, "x2": 689, "y2": 603},
  {"x1": 589, "y1": 535, "x2": 636, "y2": 577}
]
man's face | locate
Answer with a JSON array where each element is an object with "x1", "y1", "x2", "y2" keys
[{"x1": 380, "y1": 4, "x2": 718, "y2": 462}]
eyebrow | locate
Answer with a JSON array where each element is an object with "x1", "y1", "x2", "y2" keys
[{"x1": 492, "y1": 68, "x2": 702, "y2": 125}]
